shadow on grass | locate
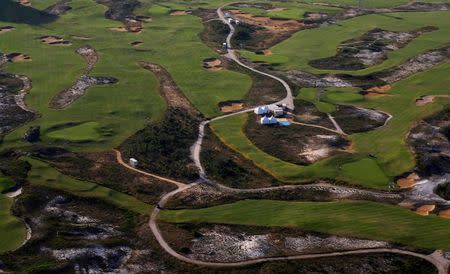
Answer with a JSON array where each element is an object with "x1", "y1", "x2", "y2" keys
[{"x1": 0, "y1": 0, "x2": 56, "y2": 25}]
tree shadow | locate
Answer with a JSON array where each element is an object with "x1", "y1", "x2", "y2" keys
[{"x1": 0, "y1": 0, "x2": 57, "y2": 25}]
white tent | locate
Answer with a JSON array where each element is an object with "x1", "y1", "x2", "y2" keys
[
  {"x1": 260, "y1": 116, "x2": 278, "y2": 125},
  {"x1": 254, "y1": 105, "x2": 269, "y2": 115}
]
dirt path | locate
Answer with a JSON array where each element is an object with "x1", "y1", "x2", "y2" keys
[
  {"x1": 217, "y1": 6, "x2": 295, "y2": 111},
  {"x1": 326, "y1": 113, "x2": 347, "y2": 135},
  {"x1": 291, "y1": 121, "x2": 343, "y2": 135},
  {"x1": 114, "y1": 149, "x2": 186, "y2": 189}
]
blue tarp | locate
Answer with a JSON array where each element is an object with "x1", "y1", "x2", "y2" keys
[{"x1": 279, "y1": 121, "x2": 291, "y2": 126}]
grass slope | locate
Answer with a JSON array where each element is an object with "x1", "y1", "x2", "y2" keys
[
  {"x1": 26, "y1": 157, "x2": 152, "y2": 215},
  {"x1": 160, "y1": 199, "x2": 450, "y2": 250},
  {"x1": 241, "y1": 11, "x2": 450, "y2": 75},
  {"x1": 0, "y1": 195, "x2": 26, "y2": 253}
]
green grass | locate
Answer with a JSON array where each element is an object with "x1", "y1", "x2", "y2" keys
[
  {"x1": 210, "y1": 113, "x2": 390, "y2": 188},
  {"x1": 0, "y1": 176, "x2": 15, "y2": 192},
  {"x1": 242, "y1": 11, "x2": 450, "y2": 75},
  {"x1": 160, "y1": 199, "x2": 450, "y2": 250},
  {"x1": 148, "y1": 5, "x2": 171, "y2": 16},
  {"x1": 0, "y1": 195, "x2": 26, "y2": 253},
  {"x1": 297, "y1": 88, "x2": 336, "y2": 113},
  {"x1": 46, "y1": 122, "x2": 101, "y2": 142},
  {"x1": 325, "y1": 88, "x2": 364, "y2": 103},
  {"x1": 341, "y1": 158, "x2": 389, "y2": 187},
  {"x1": 26, "y1": 157, "x2": 152, "y2": 215},
  {"x1": 0, "y1": 0, "x2": 251, "y2": 152}
]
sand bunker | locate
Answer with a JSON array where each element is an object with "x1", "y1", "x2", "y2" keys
[
  {"x1": 19, "y1": 0, "x2": 31, "y2": 6},
  {"x1": 439, "y1": 209, "x2": 450, "y2": 218},
  {"x1": 39, "y1": 35, "x2": 72, "y2": 46},
  {"x1": 415, "y1": 204, "x2": 435, "y2": 216},
  {"x1": 230, "y1": 10, "x2": 303, "y2": 32},
  {"x1": 219, "y1": 101, "x2": 244, "y2": 113},
  {"x1": 110, "y1": 27, "x2": 128, "y2": 32},
  {"x1": 0, "y1": 26, "x2": 15, "y2": 34},
  {"x1": 203, "y1": 57, "x2": 223, "y2": 71},
  {"x1": 416, "y1": 95, "x2": 450, "y2": 106},
  {"x1": 256, "y1": 49, "x2": 272, "y2": 56},
  {"x1": 71, "y1": 35, "x2": 91, "y2": 40},
  {"x1": 7, "y1": 53, "x2": 32, "y2": 63},
  {"x1": 396, "y1": 173, "x2": 420, "y2": 188},
  {"x1": 125, "y1": 19, "x2": 142, "y2": 33},
  {"x1": 131, "y1": 41, "x2": 143, "y2": 47},
  {"x1": 170, "y1": 10, "x2": 192, "y2": 16}
]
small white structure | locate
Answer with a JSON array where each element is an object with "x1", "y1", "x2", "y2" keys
[
  {"x1": 222, "y1": 42, "x2": 228, "y2": 49},
  {"x1": 268, "y1": 105, "x2": 284, "y2": 116},
  {"x1": 254, "y1": 105, "x2": 269, "y2": 115},
  {"x1": 224, "y1": 12, "x2": 231, "y2": 18},
  {"x1": 235, "y1": 20, "x2": 240, "y2": 25},
  {"x1": 260, "y1": 116, "x2": 278, "y2": 125},
  {"x1": 129, "y1": 158, "x2": 138, "y2": 167}
]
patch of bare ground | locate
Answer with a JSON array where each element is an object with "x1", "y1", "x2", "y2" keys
[
  {"x1": 407, "y1": 109, "x2": 450, "y2": 178},
  {"x1": 394, "y1": 2, "x2": 450, "y2": 11},
  {"x1": 203, "y1": 57, "x2": 223, "y2": 71},
  {"x1": 159, "y1": 222, "x2": 392, "y2": 263},
  {"x1": 283, "y1": 70, "x2": 353, "y2": 89},
  {"x1": 193, "y1": 9, "x2": 229, "y2": 53},
  {"x1": 39, "y1": 35, "x2": 72, "y2": 46},
  {"x1": 376, "y1": 45, "x2": 450, "y2": 84},
  {"x1": 218, "y1": 100, "x2": 244, "y2": 113},
  {"x1": 362, "y1": 84, "x2": 392, "y2": 97},
  {"x1": 32, "y1": 147, "x2": 176, "y2": 204},
  {"x1": 5, "y1": 53, "x2": 32, "y2": 63},
  {"x1": 439, "y1": 208, "x2": 450, "y2": 218},
  {"x1": 0, "y1": 72, "x2": 36, "y2": 139},
  {"x1": 119, "y1": 62, "x2": 201, "y2": 182},
  {"x1": 332, "y1": 105, "x2": 390, "y2": 134},
  {"x1": 49, "y1": 46, "x2": 117, "y2": 109},
  {"x1": 170, "y1": 10, "x2": 192, "y2": 16},
  {"x1": 244, "y1": 112, "x2": 350, "y2": 165},
  {"x1": 165, "y1": 181, "x2": 403, "y2": 210},
  {"x1": 0, "y1": 26, "x2": 15, "y2": 34},
  {"x1": 223, "y1": 58, "x2": 287, "y2": 107},
  {"x1": 139, "y1": 62, "x2": 200, "y2": 116},
  {"x1": 227, "y1": 9, "x2": 304, "y2": 51},
  {"x1": 19, "y1": 0, "x2": 31, "y2": 6},
  {"x1": 44, "y1": 0, "x2": 72, "y2": 15},
  {"x1": 293, "y1": 100, "x2": 335, "y2": 128},
  {"x1": 0, "y1": 185, "x2": 176, "y2": 274},
  {"x1": 416, "y1": 95, "x2": 450, "y2": 106},
  {"x1": 201, "y1": 127, "x2": 280, "y2": 189},
  {"x1": 309, "y1": 27, "x2": 436, "y2": 71}
]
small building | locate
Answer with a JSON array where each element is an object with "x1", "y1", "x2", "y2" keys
[
  {"x1": 260, "y1": 116, "x2": 278, "y2": 125},
  {"x1": 254, "y1": 105, "x2": 269, "y2": 115},
  {"x1": 129, "y1": 158, "x2": 138, "y2": 167},
  {"x1": 224, "y1": 12, "x2": 231, "y2": 18},
  {"x1": 222, "y1": 42, "x2": 227, "y2": 49},
  {"x1": 268, "y1": 105, "x2": 284, "y2": 116}
]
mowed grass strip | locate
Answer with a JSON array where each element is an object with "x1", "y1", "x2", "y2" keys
[
  {"x1": 160, "y1": 199, "x2": 450, "y2": 250},
  {"x1": 26, "y1": 158, "x2": 152, "y2": 215},
  {"x1": 46, "y1": 122, "x2": 101, "y2": 142},
  {"x1": 0, "y1": 195, "x2": 27, "y2": 253}
]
